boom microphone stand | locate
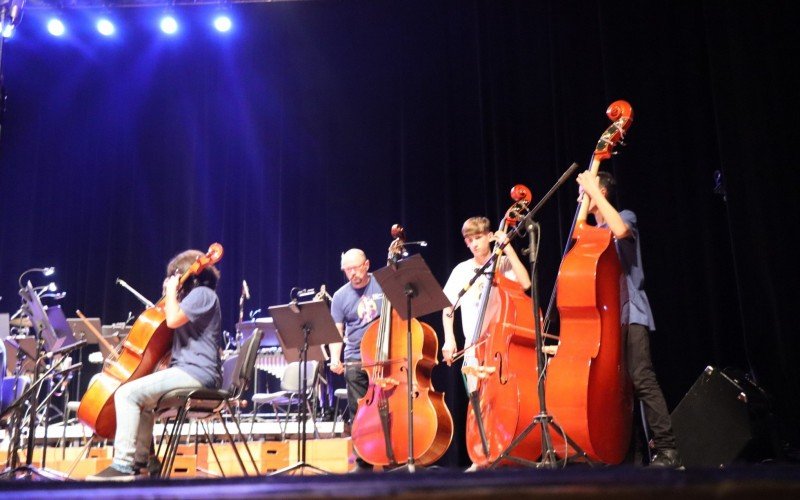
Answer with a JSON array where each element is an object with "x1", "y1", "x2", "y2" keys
[{"x1": 484, "y1": 163, "x2": 595, "y2": 468}]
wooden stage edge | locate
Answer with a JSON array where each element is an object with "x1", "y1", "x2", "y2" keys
[{"x1": 1, "y1": 437, "x2": 353, "y2": 479}]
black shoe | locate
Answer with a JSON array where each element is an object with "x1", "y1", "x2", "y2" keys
[
  {"x1": 147, "y1": 456, "x2": 163, "y2": 477},
  {"x1": 650, "y1": 448, "x2": 683, "y2": 468},
  {"x1": 86, "y1": 465, "x2": 139, "y2": 482},
  {"x1": 348, "y1": 458, "x2": 373, "y2": 473},
  {"x1": 134, "y1": 456, "x2": 163, "y2": 478}
]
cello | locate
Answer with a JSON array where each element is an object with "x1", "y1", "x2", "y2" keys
[
  {"x1": 462, "y1": 186, "x2": 542, "y2": 467},
  {"x1": 351, "y1": 225, "x2": 453, "y2": 467},
  {"x1": 545, "y1": 100, "x2": 634, "y2": 464},
  {"x1": 77, "y1": 243, "x2": 223, "y2": 439}
]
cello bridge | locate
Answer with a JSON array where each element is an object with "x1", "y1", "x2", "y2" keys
[
  {"x1": 461, "y1": 365, "x2": 496, "y2": 379},
  {"x1": 374, "y1": 377, "x2": 400, "y2": 388}
]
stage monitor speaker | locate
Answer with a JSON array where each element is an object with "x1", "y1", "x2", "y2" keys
[{"x1": 671, "y1": 365, "x2": 772, "y2": 467}]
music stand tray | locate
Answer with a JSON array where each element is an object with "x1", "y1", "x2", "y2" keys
[
  {"x1": 19, "y1": 282, "x2": 59, "y2": 352},
  {"x1": 46, "y1": 306, "x2": 80, "y2": 351},
  {"x1": 67, "y1": 317, "x2": 101, "y2": 343},
  {"x1": 236, "y1": 318, "x2": 281, "y2": 348},
  {"x1": 268, "y1": 299, "x2": 340, "y2": 475},
  {"x1": 373, "y1": 254, "x2": 450, "y2": 320}
]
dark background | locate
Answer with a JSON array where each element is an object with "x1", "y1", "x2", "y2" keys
[{"x1": 1, "y1": 0, "x2": 797, "y2": 466}]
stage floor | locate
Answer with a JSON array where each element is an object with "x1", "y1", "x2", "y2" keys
[{"x1": 2, "y1": 463, "x2": 800, "y2": 499}]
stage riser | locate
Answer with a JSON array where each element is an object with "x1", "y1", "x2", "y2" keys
[{"x1": 0, "y1": 438, "x2": 352, "y2": 478}]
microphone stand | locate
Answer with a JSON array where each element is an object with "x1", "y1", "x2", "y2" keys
[{"x1": 115, "y1": 278, "x2": 155, "y2": 309}]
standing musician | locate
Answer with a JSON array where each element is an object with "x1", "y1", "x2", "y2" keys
[
  {"x1": 88, "y1": 249, "x2": 222, "y2": 481},
  {"x1": 328, "y1": 248, "x2": 384, "y2": 472},
  {"x1": 575, "y1": 170, "x2": 681, "y2": 468},
  {"x1": 441, "y1": 216, "x2": 531, "y2": 371}
]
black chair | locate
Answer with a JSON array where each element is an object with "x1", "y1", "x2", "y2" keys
[{"x1": 154, "y1": 328, "x2": 263, "y2": 478}]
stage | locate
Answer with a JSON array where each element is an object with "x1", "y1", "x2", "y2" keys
[{"x1": 2, "y1": 463, "x2": 800, "y2": 499}]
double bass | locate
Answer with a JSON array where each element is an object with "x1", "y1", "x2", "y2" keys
[
  {"x1": 545, "y1": 100, "x2": 634, "y2": 464},
  {"x1": 351, "y1": 225, "x2": 453, "y2": 467},
  {"x1": 463, "y1": 186, "x2": 542, "y2": 467},
  {"x1": 77, "y1": 244, "x2": 223, "y2": 439}
]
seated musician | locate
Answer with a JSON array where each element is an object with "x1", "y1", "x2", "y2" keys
[
  {"x1": 88, "y1": 249, "x2": 222, "y2": 481},
  {"x1": 440, "y1": 217, "x2": 530, "y2": 470},
  {"x1": 576, "y1": 169, "x2": 681, "y2": 468}
]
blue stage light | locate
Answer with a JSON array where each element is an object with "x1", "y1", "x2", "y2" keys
[
  {"x1": 96, "y1": 18, "x2": 116, "y2": 37},
  {"x1": 159, "y1": 15, "x2": 178, "y2": 35},
  {"x1": 213, "y1": 15, "x2": 232, "y2": 33},
  {"x1": 47, "y1": 18, "x2": 66, "y2": 37}
]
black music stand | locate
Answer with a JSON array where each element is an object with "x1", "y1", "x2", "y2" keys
[
  {"x1": 268, "y1": 299, "x2": 339, "y2": 476},
  {"x1": 236, "y1": 318, "x2": 280, "y2": 348},
  {"x1": 373, "y1": 254, "x2": 450, "y2": 472},
  {"x1": 66, "y1": 317, "x2": 101, "y2": 344}
]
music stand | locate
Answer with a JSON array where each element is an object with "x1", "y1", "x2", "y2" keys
[
  {"x1": 268, "y1": 299, "x2": 340, "y2": 476},
  {"x1": 66, "y1": 317, "x2": 101, "y2": 344},
  {"x1": 99, "y1": 324, "x2": 128, "y2": 358},
  {"x1": 373, "y1": 254, "x2": 450, "y2": 472},
  {"x1": 237, "y1": 318, "x2": 281, "y2": 348}
]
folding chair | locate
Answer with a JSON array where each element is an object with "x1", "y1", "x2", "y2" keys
[
  {"x1": 250, "y1": 360, "x2": 320, "y2": 441},
  {"x1": 154, "y1": 328, "x2": 263, "y2": 478}
]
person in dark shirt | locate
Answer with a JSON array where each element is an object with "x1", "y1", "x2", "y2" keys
[
  {"x1": 328, "y1": 248, "x2": 383, "y2": 472},
  {"x1": 577, "y1": 170, "x2": 681, "y2": 468},
  {"x1": 88, "y1": 249, "x2": 222, "y2": 481}
]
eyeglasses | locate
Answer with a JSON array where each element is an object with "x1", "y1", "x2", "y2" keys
[{"x1": 342, "y1": 262, "x2": 367, "y2": 273}]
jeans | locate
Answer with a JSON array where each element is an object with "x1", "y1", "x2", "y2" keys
[
  {"x1": 343, "y1": 363, "x2": 368, "y2": 424},
  {"x1": 625, "y1": 323, "x2": 677, "y2": 450},
  {"x1": 112, "y1": 367, "x2": 202, "y2": 473},
  {"x1": 344, "y1": 363, "x2": 371, "y2": 467}
]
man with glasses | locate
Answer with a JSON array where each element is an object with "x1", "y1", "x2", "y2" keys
[{"x1": 328, "y1": 248, "x2": 384, "y2": 471}]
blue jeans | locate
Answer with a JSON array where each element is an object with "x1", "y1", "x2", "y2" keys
[{"x1": 112, "y1": 367, "x2": 202, "y2": 473}]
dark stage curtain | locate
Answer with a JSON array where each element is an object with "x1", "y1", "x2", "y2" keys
[{"x1": 1, "y1": 0, "x2": 797, "y2": 466}]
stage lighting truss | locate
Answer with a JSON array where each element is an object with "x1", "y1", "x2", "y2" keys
[{"x1": 0, "y1": 0, "x2": 310, "y2": 38}]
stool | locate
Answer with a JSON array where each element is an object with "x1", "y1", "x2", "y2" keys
[{"x1": 331, "y1": 388, "x2": 349, "y2": 437}]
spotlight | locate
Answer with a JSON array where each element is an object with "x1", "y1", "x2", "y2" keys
[
  {"x1": 213, "y1": 14, "x2": 232, "y2": 33},
  {"x1": 96, "y1": 18, "x2": 116, "y2": 37},
  {"x1": 159, "y1": 14, "x2": 178, "y2": 35},
  {"x1": 47, "y1": 18, "x2": 66, "y2": 37},
  {"x1": 2, "y1": 25, "x2": 14, "y2": 39}
]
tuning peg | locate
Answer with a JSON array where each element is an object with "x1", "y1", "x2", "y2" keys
[{"x1": 618, "y1": 140, "x2": 627, "y2": 147}]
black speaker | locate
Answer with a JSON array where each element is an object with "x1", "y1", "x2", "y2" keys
[{"x1": 671, "y1": 366, "x2": 772, "y2": 467}]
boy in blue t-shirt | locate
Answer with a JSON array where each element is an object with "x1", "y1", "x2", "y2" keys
[{"x1": 88, "y1": 249, "x2": 222, "y2": 481}]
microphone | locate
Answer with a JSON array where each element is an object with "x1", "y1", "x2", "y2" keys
[{"x1": 242, "y1": 280, "x2": 250, "y2": 300}]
